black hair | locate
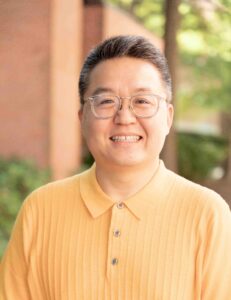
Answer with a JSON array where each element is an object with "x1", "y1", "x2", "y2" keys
[{"x1": 78, "y1": 35, "x2": 172, "y2": 103}]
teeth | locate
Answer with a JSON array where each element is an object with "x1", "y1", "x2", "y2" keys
[{"x1": 111, "y1": 136, "x2": 141, "y2": 142}]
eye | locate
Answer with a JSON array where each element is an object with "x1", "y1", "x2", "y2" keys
[
  {"x1": 136, "y1": 99, "x2": 149, "y2": 104},
  {"x1": 94, "y1": 95, "x2": 117, "y2": 107},
  {"x1": 99, "y1": 98, "x2": 115, "y2": 105},
  {"x1": 133, "y1": 97, "x2": 152, "y2": 105}
]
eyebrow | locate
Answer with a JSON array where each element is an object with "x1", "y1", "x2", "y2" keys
[
  {"x1": 91, "y1": 87, "x2": 115, "y2": 96},
  {"x1": 133, "y1": 87, "x2": 154, "y2": 93},
  {"x1": 91, "y1": 87, "x2": 154, "y2": 96}
]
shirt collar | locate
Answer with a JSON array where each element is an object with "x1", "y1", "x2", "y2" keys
[{"x1": 79, "y1": 160, "x2": 168, "y2": 220}]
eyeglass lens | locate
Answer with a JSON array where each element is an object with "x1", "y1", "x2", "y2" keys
[{"x1": 91, "y1": 95, "x2": 160, "y2": 119}]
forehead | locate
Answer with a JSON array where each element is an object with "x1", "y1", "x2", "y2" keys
[{"x1": 86, "y1": 56, "x2": 166, "y2": 96}]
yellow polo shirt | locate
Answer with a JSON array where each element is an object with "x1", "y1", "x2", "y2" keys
[{"x1": 1, "y1": 161, "x2": 231, "y2": 299}]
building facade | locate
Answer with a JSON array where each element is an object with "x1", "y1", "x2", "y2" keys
[{"x1": 0, "y1": 0, "x2": 162, "y2": 179}]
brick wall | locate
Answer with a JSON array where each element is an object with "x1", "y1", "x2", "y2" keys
[
  {"x1": 83, "y1": 4, "x2": 163, "y2": 57},
  {"x1": 83, "y1": 4, "x2": 104, "y2": 57},
  {"x1": 0, "y1": 0, "x2": 83, "y2": 178},
  {"x1": 0, "y1": 0, "x2": 50, "y2": 167},
  {"x1": 0, "y1": 1, "x2": 162, "y2": 178}
]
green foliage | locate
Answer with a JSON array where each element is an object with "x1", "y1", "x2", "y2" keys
[
  {"x1": 178, "y1": 132, "x2": 228, "y2": 181},
  {"x1": 178, "y1": 0, "x2": 231, "y2": 111},
  {"x1": 105, "y1": 0, "x2": 231, "y2": 111},
  {"x1": 105, "y1": 0, "x2": 231, "y2": 181},
  {"x1": 134, "y1": 1, "x2": 164, "y2": 36},
  {"x1": 0, "y1": 158, "x2": 50, "y2": 257},
  {"x1": 180, "y1": 53, "x2": 231, "y2": 111},
  {"x1": 105, "y1": 0, "x2": 165, "y2": 36}
]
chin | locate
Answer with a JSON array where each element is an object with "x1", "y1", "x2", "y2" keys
[{"x1": 111, "y1": 157, "x2": 148, "y2": 168}]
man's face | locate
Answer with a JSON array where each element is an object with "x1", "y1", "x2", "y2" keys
[{"x1": 79, "y1": 56, "x2": 173, "y2": 170}]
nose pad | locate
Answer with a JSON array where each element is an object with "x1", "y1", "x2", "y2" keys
[
  {"x1": 118, "y1": 103, "x2": 132, "y2": 112},
  {"x1": 115, "y1": 103, "x2": 136, "y2": 124}
]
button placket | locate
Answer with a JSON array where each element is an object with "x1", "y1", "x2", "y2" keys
[
  {"x1": 111, "y1": 257, "x2": 119, "y2": 265},
  {"x1": 106, "y1": 203, "x2": 126, "y2": 278},
  {"x1": 113, "y1": 229, "x2": 121, "y2": 237}
]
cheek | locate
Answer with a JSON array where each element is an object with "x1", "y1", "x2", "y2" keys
[
  {"x1": 80, "y1": 111, "x2": 93, "y2": 141},
  {"x1": 144, "y1": 118, "x2": 170, "y2": 150},
  {"x1": 81, "y1": 119, "x2": 97, "y2": 154},
  {"x1": 145, "y1": 117, "x2": 168, "y2": 137},
  {"x1": 156, "y1": 109, "x2": 172, "y2": 136},
  {"x1": 81, "y1": 113, "x2": 107, "y2": 143}
]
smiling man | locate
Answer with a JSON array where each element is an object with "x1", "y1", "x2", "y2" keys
[
  {"x1": 79, "y1": 55, "x2": 173, "y2": 200},
  {"x1": 1, "y1": 35, "x2": 231, "y2": 299}
]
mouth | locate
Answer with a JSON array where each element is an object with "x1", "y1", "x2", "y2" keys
[{"x1": 109, "y1": 135, "x2": 142, "y2": 142}]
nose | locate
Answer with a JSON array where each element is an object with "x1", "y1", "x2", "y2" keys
[{"x1": 114, "y1": 100, "x2": 137, "y2": 125}]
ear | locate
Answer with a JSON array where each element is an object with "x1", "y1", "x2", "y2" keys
[
  {"x1": 166, "y1": 104, "x2": 174, "y2": 134},
  {"x1": 78, "y1": 107, "x2": 83, "y2": 122}
]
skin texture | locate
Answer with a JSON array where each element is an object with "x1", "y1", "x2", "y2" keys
[{"x1": 79, "y1": 56, "x2": 174, "y2": 200}]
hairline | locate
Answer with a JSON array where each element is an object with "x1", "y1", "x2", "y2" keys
[{"x1": 78, "y1": 36, "x2": 172, "y2": 105}]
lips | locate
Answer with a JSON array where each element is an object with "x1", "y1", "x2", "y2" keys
[{"x1": 110, "y1": 135, "x2": 142, "y2": 142}]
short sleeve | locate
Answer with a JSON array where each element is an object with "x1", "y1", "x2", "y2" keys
[
  {"x1": 196, "y1": 192, "x2": 231, "y2": 299},
  {"x1": 0, "y1": 192, "x2": 36, "y2": 299}
]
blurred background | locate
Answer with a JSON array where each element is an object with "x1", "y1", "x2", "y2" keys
[{"x1": 0, "y1": 0, "x2": 230, "y2": 257}]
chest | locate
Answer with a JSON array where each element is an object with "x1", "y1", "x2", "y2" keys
[{"x1": 28, "y1": 201, "x2": 197, "y2": 299}]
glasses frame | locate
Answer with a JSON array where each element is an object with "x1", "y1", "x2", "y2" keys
[{"x1": 84, "y1": 94, "x2": 167, "y2": 119}]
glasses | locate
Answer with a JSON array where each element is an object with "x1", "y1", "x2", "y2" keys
[{"x1": 84, "y1": 94, "x2": 167, "y2": 119}]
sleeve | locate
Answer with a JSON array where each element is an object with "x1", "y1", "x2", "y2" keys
[
  {"x1": 0, "y1": 193, "x2": 36, "y2": 300},
  {"x1": 197, "y1": 192, "x2": 231, "y2": 299}
]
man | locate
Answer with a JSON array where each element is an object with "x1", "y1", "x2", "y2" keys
[{"x1": 0, "y1": 35, "x2": 231, "y2": 299}]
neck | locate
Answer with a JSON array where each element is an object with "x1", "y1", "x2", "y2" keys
[{"x1": 95, "y1": 159, "x2": 160, "y2": 202}]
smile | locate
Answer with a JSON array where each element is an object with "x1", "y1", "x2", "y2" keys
[{"x1": 110, "y1": 135, "x2": 142, "y2": 142}]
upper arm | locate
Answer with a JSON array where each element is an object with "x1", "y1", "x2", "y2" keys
[
  {"x1": 0, "y1": 192, "x2": 37, "y2": 299},
  {"x1": 196, "y1": 192, "x2": 231, "y2": 299}
]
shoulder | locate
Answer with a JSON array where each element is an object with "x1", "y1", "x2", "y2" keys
[
  {"x1": 164, "y1": 167, "x2": 230, "y2": 219},
  {"x1": 22, "y1": 168, "x2": 91, "y2": 211}
]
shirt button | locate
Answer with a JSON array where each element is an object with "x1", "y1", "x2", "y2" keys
[
  {"x1": 116, "y1": 202, "x2": 124, "y2": 209},
  {"x1": 113, "y1": 229, "x2": 121, "y2": 237},
  {"x1": 111, "y1": 258, "x2": 118, "y2": 265}
]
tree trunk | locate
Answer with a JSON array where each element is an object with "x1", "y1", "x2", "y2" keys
[{"x1": 161, "y1": 0, "x2": 181, "y2": 172}]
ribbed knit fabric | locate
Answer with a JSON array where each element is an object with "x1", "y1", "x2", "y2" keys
[{"x1": 1, "y1": 161, "x2": 231, "y2": 299}]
